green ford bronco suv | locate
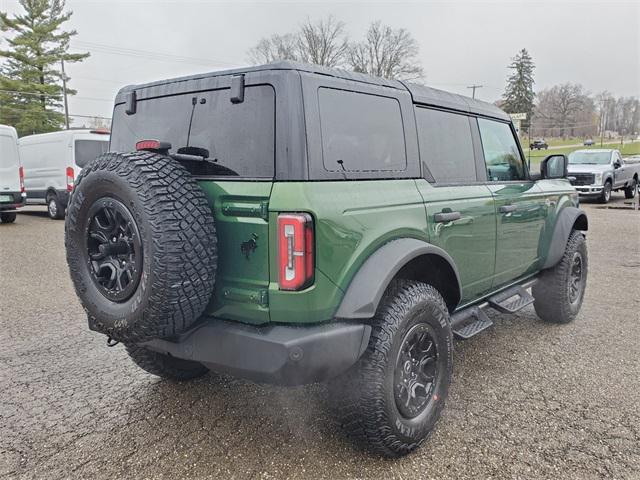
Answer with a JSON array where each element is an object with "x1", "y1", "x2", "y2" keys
[{"x1": 65, "y1": 61, "x2": 588, "y2": 457}]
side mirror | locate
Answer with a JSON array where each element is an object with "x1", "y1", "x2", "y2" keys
[
  {"x1": 540, "y1": 154, "x2": 568, "y2": 180},
  {"x1": 614, "y1": 161, "x2": 621, "y2": 169}
]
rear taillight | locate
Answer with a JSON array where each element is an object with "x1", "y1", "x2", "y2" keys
[
  {"x1": 278, "y1": 213, "x2": 314, "y2": 291},
  {"x1": 18, "y1": 166, "x2": 25, "y2": 193},
  {"x1": 66, "y1": 166, "x2": 74, "y2": 192}
]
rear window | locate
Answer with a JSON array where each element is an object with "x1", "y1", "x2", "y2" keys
[
  {"x1": 75, "y1": 140, "x2": 108, "y2": 168},
  {"x1": 318, "y1": 88, "x2": 406, "y2": 172},
  {"x1": 110, "y1": 85, "x2": 275, "y2": 178}
]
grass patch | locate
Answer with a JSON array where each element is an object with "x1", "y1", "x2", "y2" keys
[{"x1": 525, "y1": 140, "x2": 640, "y2": 171}]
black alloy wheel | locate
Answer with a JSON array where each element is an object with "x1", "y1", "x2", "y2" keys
[
  {"x1": 568, "y1": 251, "x2": 585, "y2": 305},
  {"x1": 85, "y1": 197, "x2": 143, "y2": 303},
  {"x1": 394, "y1": 323, "x2": 440, "y2": 419}
]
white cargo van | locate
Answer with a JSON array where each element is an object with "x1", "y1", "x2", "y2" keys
[
  {"x1": 0, "y1": 125, "x2": 26, "y2": 224},
  {"x1": 19, "y1": 129, "x2": 110, "y2": 219}
]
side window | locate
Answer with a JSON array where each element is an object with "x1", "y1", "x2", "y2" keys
[
  {"x1": 478, "y1": 118, "x2": 526, "y2": 182},
  {"x1": 318, "y1": 88, "x2": 406, "y2": 172},
  {"x1": 613, "y1": 152, "x2": 622, "y2": 165},
  {"x1": 415, "y1": 107, "x2": 476, "y2": 183}
]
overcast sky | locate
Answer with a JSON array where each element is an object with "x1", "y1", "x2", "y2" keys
[{"x1": 1, "y1": 0, "x2": 638, "y2": 122}]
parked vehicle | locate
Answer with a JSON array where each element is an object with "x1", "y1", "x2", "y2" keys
[
  {"x1": 65, "y1": 62, "x2": 589, "y2": 457},
  {"x1": 583, "y1": 138, "x2": 595, "y2": 146},
  {"x1": 530, "y1": 138, "x2": 548, "y2": 150},
  {"x1": 19, "y1": 129, "x2": 109, "y2": 219},
  {"x1": 0, "y1": 125, "x2": 26, "y2": 224},
  {"x1": 568, "y1": 149, "x2": 639, "y2": 203}
]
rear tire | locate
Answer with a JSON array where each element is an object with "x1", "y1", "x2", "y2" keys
[
  {"x1": 0, "y1": 212, "x2": 17, "y2": 223},
  {"x1": 329, "y1": 280, "x2": 453, "y2": 457},
  {"x1": 532, "y1": 230, "x2": 588, "y2": 324},
  {"x1": 624, "y1": 178, "x2": 637, "y2": 199},
  {"x1": 47, "y1": 193, "x2": 65, "y2": 220},
  {"x1": 599, "y1": 181, "x2": 612, "y2": 203},
  {"x1": 126, "y1": 345, "x2": 209, "y2": 380}
]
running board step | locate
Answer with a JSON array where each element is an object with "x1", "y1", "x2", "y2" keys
[
  {"x1": 451, "y1": 307, "x2": 493, "y2": 340},
  {"x1": 488, "y1": 286, "x2": 534, "y2": 314}
]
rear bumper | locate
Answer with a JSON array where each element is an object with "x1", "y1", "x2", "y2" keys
[
  {"x1": 142, "y1": 319, "x2": 371, "y2": 386},
  {"x1": 0, "y1": 191, "x2": 26, "y2": 211}
]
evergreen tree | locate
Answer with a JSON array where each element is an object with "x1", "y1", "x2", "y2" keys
[
  {"x1": 0, "y1": 0, "x2": 88, "y2": 135},
  {"x1": 502, "y1": 48, "x2": 535, "y2": 120}
]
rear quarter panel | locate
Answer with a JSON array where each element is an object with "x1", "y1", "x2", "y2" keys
[{"x1": 268, "y1": 179, "x2": 427, "y2": 323}]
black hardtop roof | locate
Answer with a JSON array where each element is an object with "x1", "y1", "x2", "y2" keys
[{"x1": 116, "y1": 61, "x2": 510, "y2": 121}]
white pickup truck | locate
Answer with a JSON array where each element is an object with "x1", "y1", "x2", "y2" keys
[{"x1": 567, "y1": 149, "x2": 639, "y2": 203}]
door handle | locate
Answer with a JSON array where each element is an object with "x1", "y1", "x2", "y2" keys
[
  {"x1": 499, "y1": 205, "x2": 517, "y2": 214},
  {"x1": 434, "y1": 211, "x2": 461, "y2": 223}
]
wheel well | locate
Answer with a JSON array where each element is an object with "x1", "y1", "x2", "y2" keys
[
  {"x1": 573, "y1": 213, "x2": 588, "y2": 231},
  {"x1": 45, "y1": 188, "x2": 57, "y2": 200},
  {"x1": 394, "y1": 254, "x2": 460, "y2": 311}
]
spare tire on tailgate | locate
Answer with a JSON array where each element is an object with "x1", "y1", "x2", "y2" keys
[{"x1": 65, "y1": 151, "x2": 217, "y2": 343}]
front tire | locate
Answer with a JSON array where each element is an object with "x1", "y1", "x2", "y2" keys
[
  {"x1": 0, "y1": 212, "x2": 17, "y2": 223},
  {"x1": 624, "y1": 178, "x2": 638, "y2": 199},
  {"x1": 599, "y1": 181, "x2": 612, "y2": 203},
  {"x1": 126, "y1": 345, "x2": 209, "y2": 380},
  {"x1": 532, "y1": 230, "x2": 588, "y2": 324},
  {"x1": 330, "y1": 280, "x2": 453, "y2": 457}
]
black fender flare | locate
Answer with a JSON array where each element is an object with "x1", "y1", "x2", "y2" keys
[
  {"x1": 542, "y1": 206, "x2": 588, "y2": 269},
  {"x1": 334, "y1": 238, "x2": 462, "y2": 319}
]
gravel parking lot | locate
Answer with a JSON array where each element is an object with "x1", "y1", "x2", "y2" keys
[{"x1": 1, "y1": 194, "x2": 639, "y2": 480}]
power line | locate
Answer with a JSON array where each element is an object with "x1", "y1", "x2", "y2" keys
[
  {"x1": 0, "y1": 104, "x2": 111, "y2": 120},
  {"x1": 70, "y1": 40, "x2": 239, "y2": 68},
  {"x1": 0, "y1": 88, "x2": 113, "y2": 102}
]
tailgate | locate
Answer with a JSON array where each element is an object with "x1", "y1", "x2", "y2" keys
[{"x1": 199, "y1": 180, "x2": 273, "y2": 324}]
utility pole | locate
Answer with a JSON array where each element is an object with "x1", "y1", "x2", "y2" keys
[
  {"x1": 467, "y1": 84, "x2": 483, "y2": 99},
  {"x1": 61, "y1": 59, "x2": 70, "y2": 130}
]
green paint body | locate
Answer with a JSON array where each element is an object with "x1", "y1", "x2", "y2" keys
[{"x1": 198, "y1": 177, "x2": 577, "y2": 325}]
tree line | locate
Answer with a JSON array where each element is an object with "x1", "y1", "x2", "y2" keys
[
  {"x1": 0, "y1": 0, "x2": 89, "y2": 136},
  {"x1": 248, "y1": 16, "x2": 424, "y2": 81},
  {"x1": 500, "y1": 48, "x2": 639, "y2": 139},
  {"x1": 1, "y1": 3, "x2": 638, "y2": 139}
]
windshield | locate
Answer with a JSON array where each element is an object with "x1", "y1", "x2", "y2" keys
[
  {"x1": 75, "y1": 140, "x2": 109, "y2": 168},
  {"x1": 568, "y1": 151, "x2": 611, "y2": 165}
]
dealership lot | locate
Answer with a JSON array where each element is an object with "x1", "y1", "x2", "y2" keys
[{"x1": 1, "y1": 195, "x2": 638, "y2": 479}]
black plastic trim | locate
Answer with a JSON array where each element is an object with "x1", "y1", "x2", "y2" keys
[
  {"x1": 141, "y1": 319, "x2": 371, "y2": 386},
  {"x1": 335, "y1": 238, "x2": 462, "y2": 319},
  {"x1": 542, "y1": 206, "x2": 588, "y2": 269}
]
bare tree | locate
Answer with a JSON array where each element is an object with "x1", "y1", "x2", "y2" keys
[
  {"x1": 297, "y1": 15, "x2": 348, "y2": 67},
  {"x1": 347, "y1": 21, "x2": 423, "y2": 81},
  {"x1": 534, "y1": 83, "x2": 593, "y2": 138},
  {"x1": 247, "y1": 33, "x2": 299, "y2": 64},
  {"x1": 247, "y1": 16, "x2": 348, "y2": 67}
]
